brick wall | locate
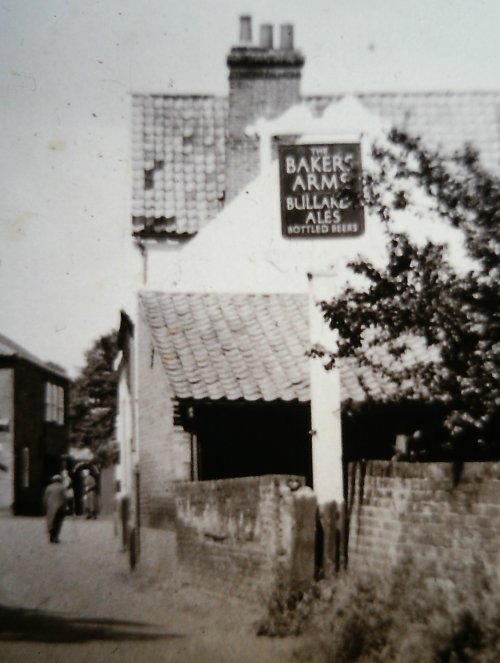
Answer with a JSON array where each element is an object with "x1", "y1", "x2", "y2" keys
[
  {"x1": 347, "y1": 461, "x2": 500, "y2": 583},
  {"x1": 226, "y1": 49, "x2": 303, "y2": 201},
  {"x1": 137, "y1": 305, "x2": 191, "y2": 528},
  {"x1": 174, "y1": 475, "x2": 316, "y2": 601},
  {"x1": 228, "y1": 75, "x2": 302, "y2": 137},
  {"x1": 0, "y1": 368, "x2": 14, "y2": 510}
]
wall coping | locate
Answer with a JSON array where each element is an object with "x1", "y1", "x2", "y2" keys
[
  {"x1": 350, "y1": 460, "x2": 500, "y2": 482},
  {"x1": 174, "y1": 474, "x2": 305, "y2": 494}
]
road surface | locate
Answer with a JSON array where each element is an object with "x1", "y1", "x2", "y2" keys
[{"x1": 0, "y1": 513, "x2": 302, "y2": 662}]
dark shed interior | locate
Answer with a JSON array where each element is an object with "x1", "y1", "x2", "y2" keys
[{"x1": 186, "y1": 400, "x2": 313, "y2": 486}]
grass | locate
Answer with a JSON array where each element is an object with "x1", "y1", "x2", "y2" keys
[{"x1": 258, "y1": 559, "x2": 500, "y2": 663}]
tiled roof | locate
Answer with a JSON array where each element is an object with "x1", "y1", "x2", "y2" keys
[
  {"x1": 306, "y1": 92, "x2": 500, "y2": 174},
  {"x1": 0, "y1": 332, "x2": 68, "y2": 379},
  {"x1": 132, "y1": 95, "x2": 227, "y2": 238},
  {"x1": 140, "y1": 291, "x2": 433, "y2": 404},
  {"x1": 132, "y1": 91, "x2": 500, "y2": 238}
]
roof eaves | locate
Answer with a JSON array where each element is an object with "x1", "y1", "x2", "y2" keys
[
  {"x1": 133, "y1": 229, "x2": 197, "y2": 241},
  {"x1": 0, "y1": 333, "x2": 69, "y2": 380}
]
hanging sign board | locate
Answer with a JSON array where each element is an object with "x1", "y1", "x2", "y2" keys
[{"x1": 279, "y1": 143, "x2": 364, "y2": 238}]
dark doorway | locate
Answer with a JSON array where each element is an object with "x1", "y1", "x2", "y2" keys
[{"x1": 193, "y1": 401, "x2": 312, "y2": 485}]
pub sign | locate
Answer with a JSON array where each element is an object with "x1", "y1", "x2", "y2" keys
[{"x1": 279, "y1": 143, "x2": 364, "y2": 238}]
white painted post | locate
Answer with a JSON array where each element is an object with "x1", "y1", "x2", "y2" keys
[
  {"x1": 308, "y1": 271, "x2": 344, "y2": 506},
  {"x1": 308, "y1": 271, "x2": 345, "y2": 574}
]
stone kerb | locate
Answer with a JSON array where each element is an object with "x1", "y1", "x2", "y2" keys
[{"x1": 174, "y1": 475, "x2": 317, "y2": 602}]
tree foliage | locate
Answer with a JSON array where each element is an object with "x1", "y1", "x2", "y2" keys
[
  {"x1": 321, "y1": 130, "x2": 500, "y2": 458},
  {"x1": 69, "y1": 330, "x2": 119, "y2": 466}
]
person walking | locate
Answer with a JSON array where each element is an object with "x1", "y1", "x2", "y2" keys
[
  {"x1": 43, "y1": 474, "x2": 66, "y2": 543},
  {"x1": 61, "y1": 469, "x2": 75, "y2": 515}
]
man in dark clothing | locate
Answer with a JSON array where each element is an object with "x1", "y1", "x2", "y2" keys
[{"x1": 43, "y1": 474, "x2": 66, "y2": 543}]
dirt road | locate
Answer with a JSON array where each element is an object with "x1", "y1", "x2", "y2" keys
[{"x1": 0, "y1": 514, "x2": 303, "y2": 662}]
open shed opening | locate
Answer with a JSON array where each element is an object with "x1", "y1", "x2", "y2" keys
[{"x1": 189, "y1": 401, "x2": 313, "y2": 486}]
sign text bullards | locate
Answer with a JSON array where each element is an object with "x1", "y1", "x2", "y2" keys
[{"x1": 279, "y1": 143, "x2": 364, "y2": 238}]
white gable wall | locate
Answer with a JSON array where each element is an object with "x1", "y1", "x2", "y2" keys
[{"x1": 144, "y1": 97, "x2": 472, "y2": 296}]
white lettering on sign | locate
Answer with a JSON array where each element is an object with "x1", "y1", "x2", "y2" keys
[
  {"x1": 285, "y1": 153, "x2": 354, "y2": 175},
  {"x1": 286, "y1": 223, "x2": 360, "y2": 236},
  {"x1": 280, "y1": 143, "x2": 364, "y2": 239},
  {"x1": 287, "y1": 155, "x2": 353, "y2": 193},
  {"x1": 286, "y1": 195, "x2": 351, "y2": 211}
]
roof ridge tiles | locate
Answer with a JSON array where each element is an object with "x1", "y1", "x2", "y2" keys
[
  {"x1": 306, "y1": 90, "x2": 500, "y2": 99},
  {"x1": 134, "y1": 91, "x2": 500, "y2": 101},
  {"x1": 133, "y1": 93, "x2": 228, "y2": 101}
]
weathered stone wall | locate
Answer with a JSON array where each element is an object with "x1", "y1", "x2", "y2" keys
[
  {"x1": 174, "y1": 475, "x2": 316, "y2": 601},
  {"x1": 347, "y1": 461, "x2": 500, "y2": 583},
  {"x1": 137, "y1": 305, "x2": 191, "y2": 528}
]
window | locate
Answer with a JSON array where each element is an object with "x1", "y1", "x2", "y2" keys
[
  {"x1": 56, "y1": 385, "x2": 64, "y2": 425},
  {"x1": 45, "y1": 382, "x2": 64, "y2": 424},
  {"x1": 21, "y1": 447, "x2": 29, "y2": 488}
]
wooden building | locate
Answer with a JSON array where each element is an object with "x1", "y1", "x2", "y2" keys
[{"x1": 0, "y1": 333, "x2": 70, "y2": 515}]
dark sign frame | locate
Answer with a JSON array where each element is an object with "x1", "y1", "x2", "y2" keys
[{"x1": 278, "y1": 143, "x2": 365, "y2": 239}]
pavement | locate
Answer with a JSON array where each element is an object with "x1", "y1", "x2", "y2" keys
[{"x1": 0, "y1": 513, "x2": 303, "y2": 663}]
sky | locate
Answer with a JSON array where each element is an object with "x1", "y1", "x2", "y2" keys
[{"x1": 1, "y1": 0, "x2": 499, "y2": 376}]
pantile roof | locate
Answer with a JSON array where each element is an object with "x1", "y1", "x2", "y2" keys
[
  {"x1": 132, "y1": 95, "x2": 227, "y2": 238},
  {"x1": 132, "y1": 91, "x2": 500, "y2": 238},
  {"x1": 140, "y1": 291, "x2": 432, "y2": 404},
  {"x1": 0, "y1": 333, "x2": 68, "y2": 379},
  {"x1": 307, "y1": 92, "x2": 500, "y2": 174}
]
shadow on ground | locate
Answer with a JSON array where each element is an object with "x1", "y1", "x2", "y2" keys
[{"x1": 0, "y1": 604, "x2": 184, "y2": 643}]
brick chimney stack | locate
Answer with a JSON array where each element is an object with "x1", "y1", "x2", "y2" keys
[{"x1": 226, "y1": 16, "x2": 305, "y2": 200}]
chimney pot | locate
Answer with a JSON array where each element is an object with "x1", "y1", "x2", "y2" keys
[
  {"x1": 260, "y1": 24, "x2": 273, "y2": 49},
  {"x1": 239, "y1": 15, "x2": 252, "y2": 43},
  {"x1": 280, "y1": 24, "x2": 294, "y2": 50}
]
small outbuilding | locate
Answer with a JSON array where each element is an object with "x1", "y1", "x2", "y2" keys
[{"x1": 132, "y1": 291, "x2": 438, "y2": 528}]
